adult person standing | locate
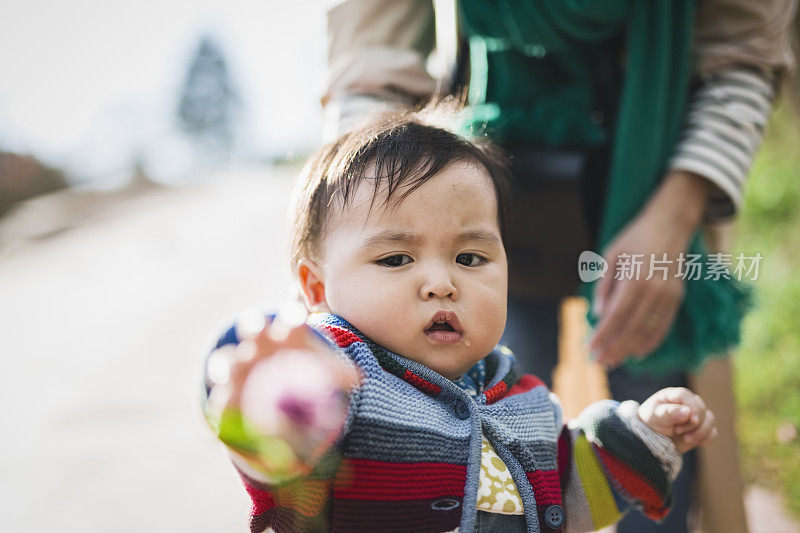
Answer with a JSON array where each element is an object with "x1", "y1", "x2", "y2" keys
[{"x1": 321, "y1": 1, "x2": 795, "y2": 531}]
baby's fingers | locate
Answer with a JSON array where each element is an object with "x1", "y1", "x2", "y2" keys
[
  {"x1": 676, "y1": 409, "x2": 717, "y2": 452},
  {"x1": 651, "y1": 403, "x2": 692, "y2": 432},
  {"x1": 660, "y1": 387, "x2": 705, "y2": 411},
  {"x1": 658, "y1": 387, "x2": 706, "y2": 434}
]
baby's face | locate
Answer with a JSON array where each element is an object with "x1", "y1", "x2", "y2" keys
[{"x1": 311, "y1": 161, "x2": 507, "y2": 379}]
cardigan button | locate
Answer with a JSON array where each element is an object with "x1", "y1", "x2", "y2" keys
[
  {"x1": 452, "y1": 401, "x2": 470, "y2": 420},
  {"x1": 544, "y1": 505, "x2": 565, "y2": 528}
]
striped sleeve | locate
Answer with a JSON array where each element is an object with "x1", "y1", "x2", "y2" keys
[
  {"x1": 560, "y1": 400, "x2": 682, "y2": 532},
  {"x1": 668, "y1": 67, "x2": 775, "y2": 222}
]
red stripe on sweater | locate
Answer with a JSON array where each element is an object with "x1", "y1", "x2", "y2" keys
[
  {"x1": 240, "y1": 472, "x2": 331, "y2": 518},
  {"x1": 525, "y1": 469, "x2": 562, "y2": 506},
  {"x1": 240, "y1": 475, "x2": 277, "y2": 516},
  {"x1": 320, "y1": 325, "x2": 363, "y2": 348},
  {"x1": 507, "y1": 374, "x2": 546, "y2": 397},
  {"x1": 333, "y1": 458, "x2": 466, "y2": 501},
  {"x1": 484, "y1": 380, "x2": 508, "y2": 404},
  {"x1": 595, "y1": 446, "x2": 669, "y2": 520},
  {"x1": 402, "y1": 369, "x2": 442, "y2": 394}
]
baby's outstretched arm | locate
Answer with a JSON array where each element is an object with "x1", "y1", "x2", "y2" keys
[
  {"x1": 202, "y1": 310, "x2": 360, "y2": 484},
  {"x1": 638, "y1": 387, "x2": 717, "y2": 454}
]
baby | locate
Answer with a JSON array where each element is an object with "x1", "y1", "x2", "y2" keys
[{"x1": 202, "y1": 110, "x2": 717, "y2": 532}]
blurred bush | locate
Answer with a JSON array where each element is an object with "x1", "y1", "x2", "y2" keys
[{"x1": 734, "y1": 100, "x2": 800, "y2": 518}]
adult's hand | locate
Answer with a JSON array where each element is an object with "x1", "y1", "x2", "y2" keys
[{"x1": 588, "y1": 171, "x2": 712, "y2": 368}]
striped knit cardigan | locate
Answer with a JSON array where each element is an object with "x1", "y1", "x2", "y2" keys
[{"x1": 206, "y1": 313, "x2": 682, "y2": 532}]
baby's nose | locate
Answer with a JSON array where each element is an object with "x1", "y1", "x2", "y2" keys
[{"x1": 420, "y1": 273, "x2": 458, "y2": 300}]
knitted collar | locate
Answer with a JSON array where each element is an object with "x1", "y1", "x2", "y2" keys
[
  {"x1": 308, "y1": 313, "x2": 520, "y2": 405},
  {"x1": 452, "y1": 359, "x2": 486, "y2": 397}
]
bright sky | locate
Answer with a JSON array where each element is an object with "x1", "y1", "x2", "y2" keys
[{"x1": 0, "y1": 0, "x2": 327, "y2": 183}]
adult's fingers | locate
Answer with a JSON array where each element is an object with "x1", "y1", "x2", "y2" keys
[
  {"x1": 595, "y1": 323, "x2": 640, "y2": 368},
  {"x1": 631, "y1": 296, "x2": 678, "y2": 357},
  {"x1": 593, "y1": 258, "x2": 616, "y2": 317},
  {"x1": 590, "y1": 279, "x2": 639, "y2": 357},
  {"x1": 610, "y1": 289, "x2": 666, "y2": 362}
]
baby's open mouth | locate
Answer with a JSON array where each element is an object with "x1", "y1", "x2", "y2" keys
[{"x1": 424, "y1": 310, "x2": 463, "y2": 344}]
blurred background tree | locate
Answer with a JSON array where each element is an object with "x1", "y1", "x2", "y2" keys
[{"x1": 176, "y1": 35, "x2": 241, "y2": 162}]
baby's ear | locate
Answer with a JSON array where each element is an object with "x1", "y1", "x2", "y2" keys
[{"x1": 297, "y1": 258, "x2": 329, "y2": 312}]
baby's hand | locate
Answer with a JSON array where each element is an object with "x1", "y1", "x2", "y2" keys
[
  {"x1": 204, "y1": 308, "x2": 360, "y2": 479},
  {"x1": 638, "y1": 387, "x2": 717, "y2": 453}
]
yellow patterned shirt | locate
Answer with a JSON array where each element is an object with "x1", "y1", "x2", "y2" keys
[{"x1": 476, "y1": 432, "x2": 525, "y2": 514}]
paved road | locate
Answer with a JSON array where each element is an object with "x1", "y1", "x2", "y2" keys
[
  {"x1": 0, "y1": 166, "x2": 796, "y2": 532},
  {"x1": 0, "y1": 168, "x2": 296, "y2": 532}
]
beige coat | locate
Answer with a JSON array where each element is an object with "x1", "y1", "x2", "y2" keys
[{"x1": 323, "y1": 0, "x2": 795, "y2": 116}]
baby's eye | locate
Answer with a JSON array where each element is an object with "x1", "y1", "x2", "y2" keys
[
  {"x1": 456, "y1": 253, "x2": 487, "y2": 267},
  {"x1": 377, "y1": 254, "x2": 413, "y2": 267}
]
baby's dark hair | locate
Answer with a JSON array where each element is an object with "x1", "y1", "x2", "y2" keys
[{"x1": 288, "y1": 105, "x2": 512, "y2": 271}]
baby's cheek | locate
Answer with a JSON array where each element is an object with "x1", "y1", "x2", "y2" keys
[
  {"x1": 349, "y1": 302, "x2": 409, "y2": 351},
  {"x1": 486, "y1": 297, "x2": 508, "y2": 346},
  {"x1": 493, "y1": 306, "x2": 507, "y2": 343},
  {"x1": 470, "y1": 314, "x2": 506, "y2": 362},
  {"x1": 327, "y1": 278, "x2": 381, "y2": 320}
]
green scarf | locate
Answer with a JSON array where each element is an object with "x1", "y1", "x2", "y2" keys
[{"x1": 459, "y1": 0, "x2": 752, "y2": 376}]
